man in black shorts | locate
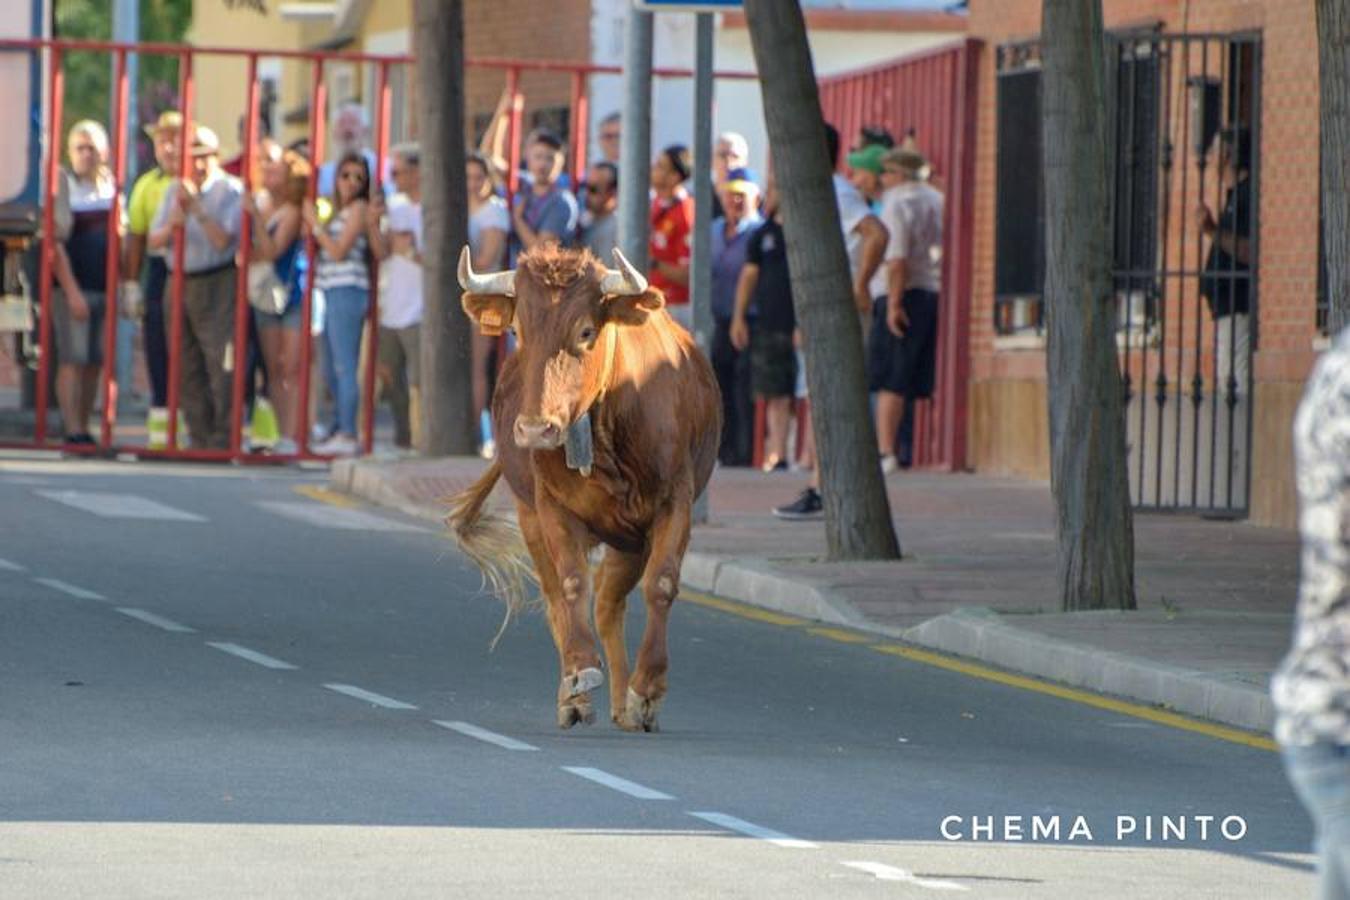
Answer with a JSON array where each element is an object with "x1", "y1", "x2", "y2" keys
[
  {"x1": 730, "y1": 176, "x2": 797, "y2": 473},
  {"x1": 866, "y1": 144, "x2": 943, "y2": 473}
]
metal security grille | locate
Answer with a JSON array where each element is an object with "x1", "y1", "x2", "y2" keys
[{"x1": 1113, "y1": 32, "x2": 1260, "y2": 517}]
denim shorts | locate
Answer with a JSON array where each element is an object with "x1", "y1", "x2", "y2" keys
[{"x1": 52, "y1": 288, "x2": 106, "y2": 366}]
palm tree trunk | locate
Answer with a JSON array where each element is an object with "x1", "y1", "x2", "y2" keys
[
  {"x1": 1041, "y1": 0, "x2": 1137, "y2": 610},
  {"x1": 414, "y1": 0, "x2": 475, "y2": 455},
  {"x1": 1321, "y1": 0, "x2": 1350, "y2": 335}
]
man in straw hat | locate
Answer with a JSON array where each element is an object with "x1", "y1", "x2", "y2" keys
[
  {"x1": 147, "y1": 123, "x2": 245, "y2": 449},
  {"x1": 866, "y1": 141, "x2": 943, "y2": 475}
]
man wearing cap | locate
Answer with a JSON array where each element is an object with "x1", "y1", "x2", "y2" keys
[
  {"x1": 147, "y1": 124, "x2": 244, "y2": 450},
  {"x1": 649, "y1": 144, "x2": 695, "y2": 330},
  {"x1": 123, "y1": 110, "x2": 183, "y2": 448},
  {"x1": 866, "y1": 143, "x2": 943, "y2": 474},
  {"x1": 510, "y1": 127, "x2": 578, "y2": 265},
  {"x1": 710, "y1": 168, "x2": 763, "y2": 466}
]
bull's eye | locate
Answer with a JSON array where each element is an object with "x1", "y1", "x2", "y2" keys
[{"x1": 578, "y1": 326, "x2": 597, "y2": 344}]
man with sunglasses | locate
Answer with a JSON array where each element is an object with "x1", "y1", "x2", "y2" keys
[{"x1": 580, "y1": 162, "x2": 619, "y2": 258}]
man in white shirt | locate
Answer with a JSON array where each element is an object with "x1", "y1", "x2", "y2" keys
[
  {"x1": 774, "y1": 126, "x2": 890, "y2": 520},
  {"x1": 369, "y1": 143, "x2": 423, "y2": 451},
  {"x1": 866, "y1": 144, "x2": 943, "y2": 474}
]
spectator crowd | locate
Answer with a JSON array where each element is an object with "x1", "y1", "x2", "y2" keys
[{"x1": 35, "y1": 95, "x2": 945, "y2": 506}]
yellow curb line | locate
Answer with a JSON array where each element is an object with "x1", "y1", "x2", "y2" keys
[
  {"x1": 293, "y1": 484, "x2": 361, "y2": 508},
  {"x1": 681, "y1": 586, "x2": 1278, "y2": 753}
]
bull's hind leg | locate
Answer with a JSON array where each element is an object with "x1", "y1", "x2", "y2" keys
[
  {"x1": 594, "y1": 547, "x2": 647, "y2": 729},
  {"x1": 532, "y1": 497, "x2": 605, "y2": 729},
  {"x1": 626, "y1": 489, "x2": 693, "y2": 733}
]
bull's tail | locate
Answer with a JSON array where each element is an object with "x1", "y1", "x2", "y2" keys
[{"x1": 445, "y1": 460, "x2": 538, "y2": 647}]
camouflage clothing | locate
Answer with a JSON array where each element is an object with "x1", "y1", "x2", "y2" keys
[{"x1": 1273, "y1": 326, "x2": 1350, "y2": 747}]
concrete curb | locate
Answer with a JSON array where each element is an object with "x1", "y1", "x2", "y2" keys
[
  {"x1": 332, "y1": 459, "x2": 1275, "y2": 736},
  {"x1": 330, "y1": 458, "x2": 447, "y2": 524},
  {"x1": 902, "y1": 608, "x2": 1274, "y2": 734}
]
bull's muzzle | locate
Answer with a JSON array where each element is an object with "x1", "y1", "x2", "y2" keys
[{"x1": 514, "y1": 416, "x2": 564, "y2": 449}]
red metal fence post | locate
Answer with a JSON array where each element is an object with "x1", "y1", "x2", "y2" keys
[
  {"x1": 505, "y1": 67, "x2": 523, "y2": 200},
  {"x1": 570, "y1": 70, "x2": 588, "y2": 188},
  {"x1": 35, "y1": 46, "x2": 64, "y2": 445},
  {"x1": 99, "y1": 47, "x2": 130, "y2": 449},
  {"x1": 228, "y1": 54, "x2": 260, "y2": 458},
  {"x1": 362, "y1": 59, "x2": 391, "y2": 456},
  {"x1": 297, "y1": 59, "x2": 326, "y2": 457}
]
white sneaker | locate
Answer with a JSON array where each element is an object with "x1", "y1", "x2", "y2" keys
[
  {"x1": 880, "y1": 454, "x2": 899, "y2": 474},
  {"x1": 479, "y1": 438, "x2": 496, "y2": 460},
  {"x1": 272, "y1": 437, "x2": 299, "y2": 455},
  {"x1": 313, "y1": 434, "x2": 358, "y2": 457}
]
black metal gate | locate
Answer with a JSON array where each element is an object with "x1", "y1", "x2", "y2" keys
[{"x1": 1111, "y1": 31, "x2": 1260, "y2": 517}]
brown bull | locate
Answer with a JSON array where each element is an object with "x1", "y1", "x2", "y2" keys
[{"x1": 447, "y1": 244, "x2": 721, "y2": 732}]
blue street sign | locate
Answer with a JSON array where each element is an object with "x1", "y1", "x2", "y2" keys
[{"x1": 635, "y1": 0, "x2": 742, "y2": 10}]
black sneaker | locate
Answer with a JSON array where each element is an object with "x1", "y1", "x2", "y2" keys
[{"x1": 773, "y1": 487, "x2": 823, "y2": 520}]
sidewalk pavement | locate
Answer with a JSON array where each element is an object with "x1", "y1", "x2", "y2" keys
[{"x1": 330, "y1": 455, "x2": 1298, "y2": 736}]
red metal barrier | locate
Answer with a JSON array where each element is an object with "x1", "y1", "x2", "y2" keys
[
  {"x1": 818, "y1": 39, "x2": 980, "y2": 472},
  {"x1": 0, "y1": 36, "x2": 757, "y2": 462}
]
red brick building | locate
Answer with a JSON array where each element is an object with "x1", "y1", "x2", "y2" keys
[{"x1": 965, "y1": 0, "x2": 1321, "y2": 528}]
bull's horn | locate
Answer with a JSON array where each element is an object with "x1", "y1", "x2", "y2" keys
[
  {"x1": 458, "y1": 245, "x2": 516, "y2": 296},
  {"x1": 601, "y1": 247, "x2": 648, "y2": 296}
]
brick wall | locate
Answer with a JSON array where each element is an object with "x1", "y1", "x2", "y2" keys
[
  {"x1": 966, "y1": 0, "x2": 1320, "y2": 527},
  {"x1": 462, "y1": 0, "x2": 592, "y2": 150}
]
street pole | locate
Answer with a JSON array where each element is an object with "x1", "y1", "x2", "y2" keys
[
  {"x1": 617, "y1": 4, "x2": 653, "y2": 262},
  {"x1": 111, "y1": 0, "x2": 139, "y2": 179},
  {"x1": 690, "y1": 12, "x2": 714, "y2": 524}
]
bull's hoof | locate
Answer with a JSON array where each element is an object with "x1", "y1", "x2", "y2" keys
[
  {"x1": 558, "y1": 700, "x2": 596, "y2": 729},
  {"x1": 623, "y1": 687, "x2": 662, "y2": 733},
  {"x1": 557, "y1": 667, "x2": 604, "y2": 729}
]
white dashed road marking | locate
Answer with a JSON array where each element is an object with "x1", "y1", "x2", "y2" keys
[
  {"x1": 36, "y1": 490, "x2": 206, "y2": 522},
  {"x1": 561, "y1": 767, "x2": 674, "y2": 800},
  {"x1": 207, "y1": 642, "x2": 299, "y2": 670},
  {"x1": 0, "y1": 558, "x2": 26, "y2": 572},
  {"x1": 433, "y1": 720, "x2": 539, "y2": 751},
  {"x1": 33, "y1": 577, "x2": 107, "y2": 601},
  {"x1": 323, "y1": 683, "x2": 419, "y2": 710},
  {"x1": 255, "y1": 500, "x2": 425, "y2": 533},
  {"x1": 114, "y1": 607, "x2": 196, "y2": 634},
  {"x1": 840, "y1": 861, "x2": 969, "y2": 892},
  {"x1": 687, "y1": 811, "x2": 818, "y2": 849}
]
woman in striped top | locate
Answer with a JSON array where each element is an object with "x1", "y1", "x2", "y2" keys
[{"x1": 304, "y1": 152, "x2": 371, "y2": 456}]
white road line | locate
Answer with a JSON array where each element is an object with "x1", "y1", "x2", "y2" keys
[
  {"x1": 323, "y1": 683, "x2": 419, "y2": 710},
  {"x1": 36, "y1": 490, "x2": 206, "y2": 522},
  {"x1": 433, "y1": 720, "x2": 539, "y2": 751},
  {"x1": 0, "y1": 558, "x2": 26, "y2": 572},
  {"x1": 840, "y1": 861, "x2": 970, "y2": 892},
  {"x1": 687, "y1": 811, "x2": 818, "y2": 849},
  {"x1": 561, "y1": 767, "x2": 674, "y2": 800},
  {"x1": 114, "y1": 607, "x2": 196, "y2": 634},
  {"x1": 207, "y1": 642, "x2": 298, "y2": 670},
  {"x1": 33, "y1": 577, "x2": 106, "y2": 601},
  {"x1": 255, "y1": 500, "x2": 425, "y2": 533}
]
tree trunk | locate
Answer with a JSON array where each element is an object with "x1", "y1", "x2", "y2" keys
[
  {"x1": 1321, "y1": 0, "x2": 1350, "y2": 335},
  {"x1": 1041, "y1": 0, "x2": 1136, "y2": 610},
  {"x1": 414, "y1": 0, "x2": 475, "y2": 456},
  {"x1": 742, "y1": 0, "x2": 901, "y2": 560}
]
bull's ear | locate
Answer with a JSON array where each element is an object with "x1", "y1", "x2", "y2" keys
[
  {"x1": 462, "y1": 293, "x2": 516, "y2": 337},
  {"x1": 604, "y1": 288, "x2": 665, "y2": 326}
]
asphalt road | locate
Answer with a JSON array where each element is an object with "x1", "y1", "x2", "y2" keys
[{"x1": 0, "y1": 459, "x2": 1317, "y2": 898}]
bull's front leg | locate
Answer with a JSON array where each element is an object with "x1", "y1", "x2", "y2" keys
[
  {"x1": 534, "y1": 495, "x2": 604, "y2": 729},
  {"x1": 625, "y1": 483, "x2": 693, "y2": 733}
]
